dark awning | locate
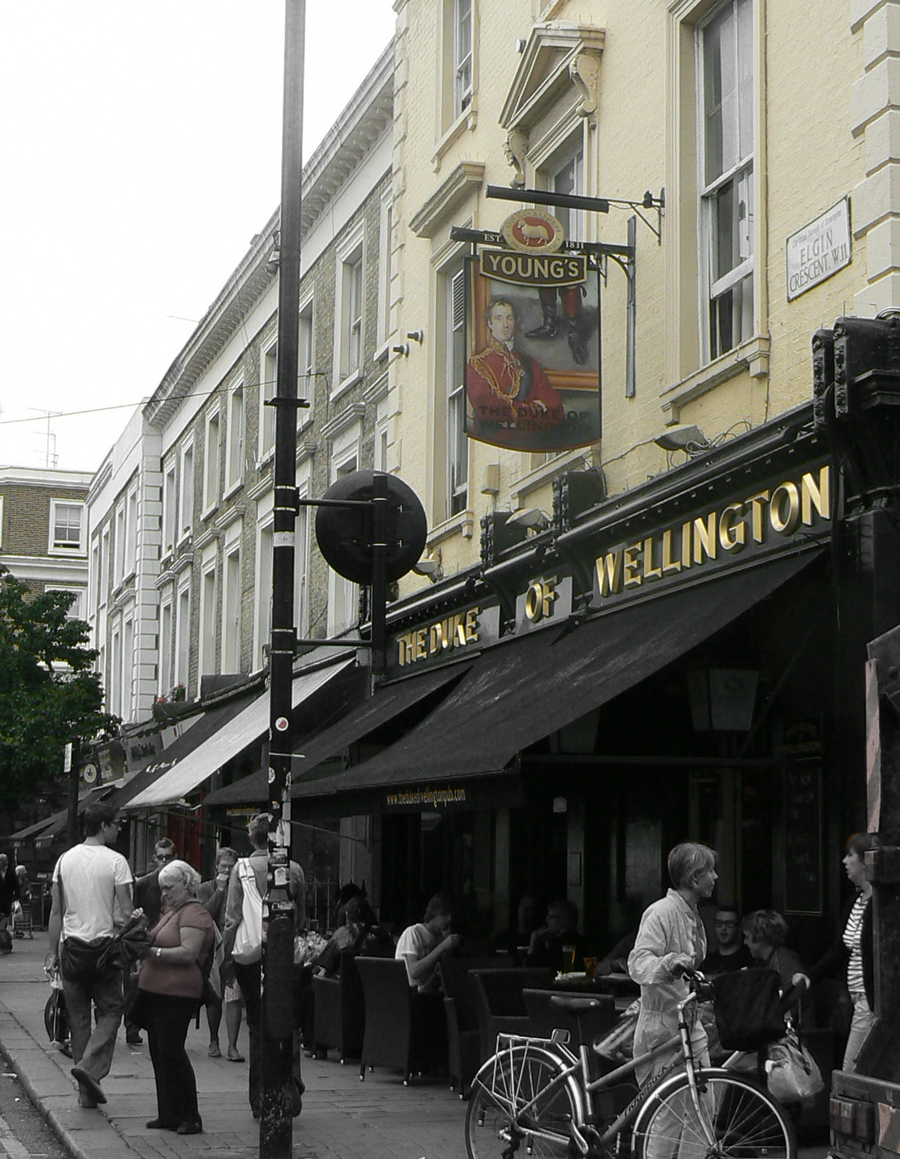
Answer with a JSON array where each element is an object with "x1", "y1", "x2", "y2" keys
[
  {"x1": 202, "y1": 658, "x2": 473, "y2": 808},
  {"x1": 290, "y1": 549, "x2": 820, "y2": 802}
]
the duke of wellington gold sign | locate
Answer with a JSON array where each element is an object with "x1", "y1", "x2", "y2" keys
[{"x1": 595, "y1": 465, "x2": 830, "y2": 600}]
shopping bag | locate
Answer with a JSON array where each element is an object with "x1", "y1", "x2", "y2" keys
[
  {"x1": 712, "y1": 968, "x2": 785, "y2": 1052},
  {"x1": 765, "y1": 1032, "x2": 824, "y2": 1103}
]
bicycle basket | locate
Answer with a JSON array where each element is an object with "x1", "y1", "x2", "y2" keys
[{"x1": 712, "y1": 968, "x2": 785, "y2": 1052}]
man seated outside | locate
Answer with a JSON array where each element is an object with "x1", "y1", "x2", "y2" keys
[
  {"x1": 701, "y1": 904, "x2": 753, "y2": 975},
  {"x1": 316, "y1": 896, "x2": 392, "y2": 978},
  {"x1": 526, "y1": 899, "x2": 587, "y2": 973},
  {"x1": 395, "y1": 892, "x2": 461, "y2": 992}
]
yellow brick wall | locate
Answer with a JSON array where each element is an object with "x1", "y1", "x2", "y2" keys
[{"x1": 390, "y1": 0, "x2": 870, "y2": 589}]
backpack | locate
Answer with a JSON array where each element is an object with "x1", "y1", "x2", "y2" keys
[
  {"x1": 712, "y1": 968, "x2": 785, "y2": 1052},
  {"x1": 232, "y1": 859, "x2": 264, "y2": 965}
]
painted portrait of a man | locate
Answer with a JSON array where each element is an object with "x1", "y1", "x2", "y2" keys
[{"x1": 466, "y1": 298, "x2": 564, "y2": 441}]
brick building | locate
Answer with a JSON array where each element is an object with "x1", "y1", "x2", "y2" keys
[{"x1": 0, "y1": 466, "x2": 91, "y2": 614}]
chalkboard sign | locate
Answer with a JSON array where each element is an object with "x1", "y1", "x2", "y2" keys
[{"x1": 784, "y1": 764, "x2": 822, "y2": 914}]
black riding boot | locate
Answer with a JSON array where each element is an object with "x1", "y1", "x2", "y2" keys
[{"x1": 527, "y1": 297, "x2": 558, "y2": 340}]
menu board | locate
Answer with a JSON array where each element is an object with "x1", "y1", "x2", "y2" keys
[{"x1": 784, "y1": 764, "x2": 822, "y2": 914}]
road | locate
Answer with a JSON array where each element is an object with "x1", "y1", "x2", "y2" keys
[{"x1": 0, "y1": 1063, "x2": 68, "y2": 1159}]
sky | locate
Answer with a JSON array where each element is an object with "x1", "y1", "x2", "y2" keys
[{"x1": 0, "y1": 2, "x2": 396, "y2": 475}]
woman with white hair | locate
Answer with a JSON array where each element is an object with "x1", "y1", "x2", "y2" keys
[{"x1": 137, "y1": 859, "x2": 214, "y2": 1135}]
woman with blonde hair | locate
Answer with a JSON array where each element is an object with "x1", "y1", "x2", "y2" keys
[{"x1": 137, "y1": 859, "x2": 214, "y2": 1135}]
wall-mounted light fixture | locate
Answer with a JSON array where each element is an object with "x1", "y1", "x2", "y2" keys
[
  {"x1": 412, "y1": 549, "x2": 443, "y2": 583},
  {"x1": 506, "y1": 507, "x2": 551, "y2": 533},
  {"x1": 654, "y1": 424, "x2": 711, "y2": 455}
]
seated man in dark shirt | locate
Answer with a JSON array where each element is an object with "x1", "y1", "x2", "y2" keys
[
  {"x1": 526, "y1": 899, "x2": 587, "y2": 973},
  {"x1": 701, "y1": 904, "x2": 753, "y2": 975}
]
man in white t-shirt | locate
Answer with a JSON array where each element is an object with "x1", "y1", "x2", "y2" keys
[
  {"x1": 49, "y1": 803, "x2": 135, "y2": 1108},
  {"x1": 395, "y1": 892, "x2": 461, "y2": 992}
]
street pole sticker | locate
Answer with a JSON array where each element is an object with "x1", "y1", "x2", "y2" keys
[{"x1": 275, "y1": 716, "x2": 289, "y2": 732}]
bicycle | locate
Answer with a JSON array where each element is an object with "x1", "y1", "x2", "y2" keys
[{"x1": 465, "y1": 971, "x2": 796, "y2": 1159}]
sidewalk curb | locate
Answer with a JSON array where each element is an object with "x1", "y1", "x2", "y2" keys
[{"x1": 0, "y1": 1004, "x2": 124, "y2": 1159}]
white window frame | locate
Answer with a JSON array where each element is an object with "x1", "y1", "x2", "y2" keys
[
  {"x1": 122, "y1": 616, "x2": 134, "y2": 721},
  {"x1": 48, "y1": 499, "x2": 86, "y2": 556},
  {"x1": 0, "y1": 495, "x2": 4, "y2": 548},
  {"x1": 89, "y1": 538, "x2": 100, "y2": 617},
  {"x1": 259, "y1": 335, "x2": 278, "y2": 461},
  {"x1": 162, "y1": 463, "x2": 177, "y2": 555},
  {"x1": 113, "y1": 503, "x2": 126, "y2": 589},
  {"x1": 124, "y1": 486, "x2": 137, "y2": 580},
  {"x1": 697, "y1": 0, "x2": 754, "y2": 362},
  {"x1": 377, "y1": 190, "x2": 393, "y2": 352},
  {"x1": 179, "y1": 440, "x2": 195, "y2": 541},
  {"x1": 100, "y1": 527, "x2": 110, "y2": 608},
  {"x1": 446, "y1": 261, "x2": 468, "y2": 518},
  {"x1": 453, "y1": 0, "x2": 473, "y2": 117},
  {"x1": 158, "y1": 594, "x2": 173, "y2": 697},
  {"x1": 225, "y1": 380, "x2": 244, "y2": 494},
  {"x1": 327, "y1": 428, "x2": 362, "y2": 636},
  {"x1": 110, "y1": 622, "x2": 122, "y2": 717},
  {"x1": 198, "y1": 552, "x2": 218, "y2": 678},
  {"x1": 221, "y1": 520, "x2": 243, "y2": 673},
  {"x1": 253, "y1": 508, "x2": 274, "y2": 671},
  {"x1": 203, "y1": 409, "x2": 220, "y2": 514},
  {"x1": 333, "y1": 222, "x2": 366, "y2": 394},
  {"x1": 298, "y1": 296, "x2": 315, "y2": 426},
  {"x1": 174, "y1": 579, "x2": 191, "y2": 692},
  {"x1": 45, "y1": 585, "x2": 85, "y2": 620},
  {"x1": 549, "y1": 144, "x2": 585, "y2": 244}
]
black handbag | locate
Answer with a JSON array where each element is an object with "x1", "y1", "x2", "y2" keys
[
  {"x1": 60, "y1": 936, "x2": 114, "y2": 980},
  {"x1": 712, "y1": 968, "x2": 785, "y2": 1052}
]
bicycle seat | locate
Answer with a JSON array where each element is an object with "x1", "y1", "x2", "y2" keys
[{"x1": 549, "y1": 995, "x2": 606, "y2": 1014}]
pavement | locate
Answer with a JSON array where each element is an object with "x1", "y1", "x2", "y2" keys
[
  {"x1": 0, "y1": 933, "x2": 464, "y2": 1159},
  {"x1": 0, "y1": 933, "x2": 832, "y2": 1159}
]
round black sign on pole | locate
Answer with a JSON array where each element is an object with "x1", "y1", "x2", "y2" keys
[{"x1": 315, "y1": 470, "x2": 427, "y2": 584}]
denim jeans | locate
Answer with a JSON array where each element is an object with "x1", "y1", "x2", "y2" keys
[
  {"x1": 62, "y1": 962, "x2": 125, "y2": 1083},
  {"x1": 842, "y1": 992, "x2": 876, "y2": 1072}
]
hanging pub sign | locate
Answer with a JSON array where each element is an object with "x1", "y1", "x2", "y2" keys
[{"x1": 464, "y1": 209, "x2": 602, "y2": 454}]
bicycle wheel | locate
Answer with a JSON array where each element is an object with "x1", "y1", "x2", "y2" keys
[
  {"x1": 633, "y1": 1069, "x2": 795, "y2": 1159},
  {"x1": 465, "y1": 1045, "x2": 583, "y2": 1159}
]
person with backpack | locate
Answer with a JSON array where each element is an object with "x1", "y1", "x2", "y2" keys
[
  {"x1": 223, "y1": 813, "x2": 306, "y2": 1119},
  {"x1": 135, "y1": 859, "x2": 214, "y2": 1135}
]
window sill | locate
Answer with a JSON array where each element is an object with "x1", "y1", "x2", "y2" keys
[
  {"x1": 374, "y1": 339, "x2": 392, "y2": 364},
  {"x1": 433, "y1": 106, "x2": 477, "y2": 171},
  {"x1": 331, "y1": 368, "x2": 364, "y2": 402},
  {"x1": 48, "y1": 546, "x2": 87, "y2": 558},
  {"x1": 201, "y1": 502, "x2": 218, "y2": 522},
  {"x1": 660, "y1": 335, "x2": 770, "y2": 420},
  {"x1": 256, "y1": 447, "x2": 275, "y2": 469},
  {"x1": 427, "y1": 507, "x2": 475, "y2": 545},
  {"x1": 223, "y1": 479, "x2": 243, "y2": 502}
]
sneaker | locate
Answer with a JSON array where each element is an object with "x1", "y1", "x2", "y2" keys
[{"x1": 208, "y1": 1042, "x2": 221, "y2": 1058}]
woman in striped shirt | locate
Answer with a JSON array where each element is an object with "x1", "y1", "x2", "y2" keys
[{"x1": 809, "y1": 832, "x2": 876, "y2": 1072}]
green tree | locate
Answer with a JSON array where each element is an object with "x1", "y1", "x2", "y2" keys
[{"x1": 0, "y1": 566, "x2": 119, "y2": 810}]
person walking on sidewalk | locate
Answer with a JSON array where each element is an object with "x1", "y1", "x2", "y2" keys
[
  {"x1": 198, "y1": 845, "x2": 244, "y2": 1061},
  {"x1": 48, "y1": 803, "x2": 135, "y2": 1108},
  {"x1": 223, "y1": 813, "x2": 306, "y2": 1119},
  {"x1": 137, "y1": 859, "x2": 214, "y2": 1135}
]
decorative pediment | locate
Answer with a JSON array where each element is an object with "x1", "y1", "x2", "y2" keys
[
  {"x1": 500, "y1": 23, "x2": 605, "y2": 132},
  {"x1": 409, "y1": 161, "x2": 485, "y2": 239}
]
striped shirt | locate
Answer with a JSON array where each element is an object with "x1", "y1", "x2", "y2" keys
[{"x1": 843, "y1": 894, "x2": 869, "y2": 996}]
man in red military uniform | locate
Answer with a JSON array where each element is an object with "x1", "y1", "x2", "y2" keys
[{"x1": 467, "y1": 298, "x2": 563, "y2": 441}]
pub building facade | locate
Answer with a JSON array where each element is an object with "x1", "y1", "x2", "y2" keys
[{"x1": 206, "y1": 319, "x2": 900, "y2": 963}]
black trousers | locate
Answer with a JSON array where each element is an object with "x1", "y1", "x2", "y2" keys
[{"x1": 143, "y1": 992, "x2": 200, "y2": 1127}]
